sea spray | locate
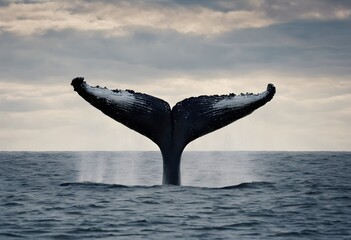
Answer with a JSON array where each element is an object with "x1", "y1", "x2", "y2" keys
[
  {"x1": 77, "y1": 152, "x2": 105, "y2": 183},
  {"x1": 181, "y1": 151, "x2": 258, "y2": 187},
  {"x1": 76, "y1": 152, "x2": 160, "y2": 185},
  {"x1": 76, "y1": 151, "x2": 257, "y2": 187}
]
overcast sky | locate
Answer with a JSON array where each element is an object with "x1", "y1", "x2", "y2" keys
[{"x1": 0, "y1": 0, "x2": 350, "y2": 151}]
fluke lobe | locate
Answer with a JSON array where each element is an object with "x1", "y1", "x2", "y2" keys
[{"x1": 71, "y1": 77, "x2": 276, "y2": 185}]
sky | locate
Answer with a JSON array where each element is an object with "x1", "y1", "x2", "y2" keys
[{"x1": 0, "y1": 0, "x2": 350, "y2": 151}]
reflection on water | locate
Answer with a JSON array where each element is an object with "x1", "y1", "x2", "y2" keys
[{"x1": 77, "y1": 152, "x2": 257, "y2": 187}]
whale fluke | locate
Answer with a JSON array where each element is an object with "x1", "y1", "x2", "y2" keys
[
  {"x1": 71, "y1": 77, "x2": 276, "y2": 185},
  {"x1": 71, "y1": 77, "x2": 171, "y2": 148},
  {"x1": 171, "y1": 83, "x2": 275, "y2": 148}
]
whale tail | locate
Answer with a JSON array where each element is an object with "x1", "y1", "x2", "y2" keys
[{"x1": 71, "y1": 77, "x2": 276, "y2": 185}]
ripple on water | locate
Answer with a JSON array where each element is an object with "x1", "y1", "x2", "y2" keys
[{"x1": 0, "y1": 151, "x2": 350, "y2": 239}]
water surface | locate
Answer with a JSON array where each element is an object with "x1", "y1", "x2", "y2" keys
[{"x1": 1, "y1": 152, "x2": 350, "y2": 239}]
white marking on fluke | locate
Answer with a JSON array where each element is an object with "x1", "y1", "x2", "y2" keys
[
  {"x1": 213, "y1": 90, "x2": 269, "y2": 109},
  {"x1": 85, "y1": 85, "x2": 135, "y2": 106}
]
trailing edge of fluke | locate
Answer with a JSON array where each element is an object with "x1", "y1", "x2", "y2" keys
[{"x1": 71, "y1": 77, "x2": 276, "y2": 185}]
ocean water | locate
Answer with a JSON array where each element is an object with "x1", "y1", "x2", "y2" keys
[{"x1": 0, "y1": 151, "x2": 350, "y2": 239}]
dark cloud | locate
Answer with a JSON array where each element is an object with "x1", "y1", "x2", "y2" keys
[
  {"x1": 259, "y1": 0, "x2": 351, "y2": 21},
  {"x1": 166, "y1": 0, "x2": 255, "y2": 12},
  {"x1": 163, "y1": 0, "x2": 351, "y2": 21},
  {"x1": 217, "y1": 19, "x2": 351, "y2": 74},
  {"x1": 0, "y1": 0, "x2": 44, "y2": 5},
  {"x1": 1, "y1": 17, "x2": 350, "y2": 86},
  {"x1": 163, "y1": 0, "x2": 351, "y2": 14}
]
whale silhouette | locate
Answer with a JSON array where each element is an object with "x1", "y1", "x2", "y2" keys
[{"x1": 71, "y1": 77, "x2": 276, "y2": 185}]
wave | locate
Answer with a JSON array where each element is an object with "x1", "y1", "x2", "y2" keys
[
  {"x1": 60, "y1": 182, "x2": 130, "y2": 188},
  {"x1": 60, "y1": 181, "x2": 274, "y2": 190},
  {"x1": 219, "y1": 181, "x2": 275, "y2": 189}
]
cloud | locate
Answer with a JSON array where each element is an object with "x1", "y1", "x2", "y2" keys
[
  {"x1": 1, "y1": 1, "x2": 350, "y2": 82},
  {"x1": 0, "y1": 0, "x2": 350, "y2": 37},
  {"x1": 0, "y1": 0, "x2": 273, "y2": 36},
  {"x1": 0, "y1": 81, "x2": 72, "y2": 112},
  {"x1": 259, "y1": 0, "x2": 351, "y2": 21},
  {"x1": 1, "y1": 18, "x2": 350, "y2": 87},
  {"x1": 0, "y1": 0, "x2": 350, "y2": 151}
]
